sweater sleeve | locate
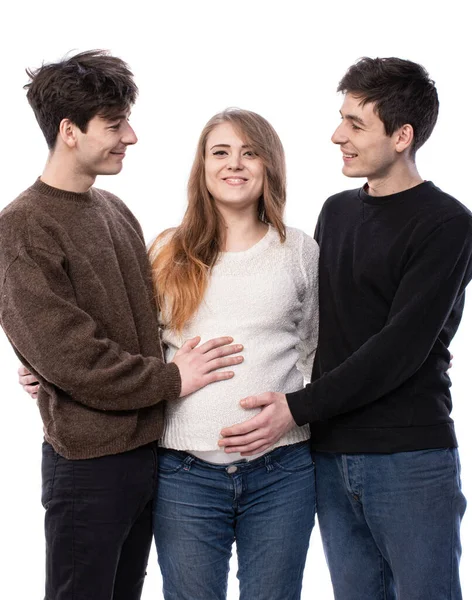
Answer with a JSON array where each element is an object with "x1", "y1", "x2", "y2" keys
[
  {"x1": 286, "y1": 213, "x2": 472, "y2": 425},
  {"x1": 295, "y1": 234, "x2": 319, "y2": 382},
  {"x1": 0, "y1": 245, "x2": 181, "y2": 411}
]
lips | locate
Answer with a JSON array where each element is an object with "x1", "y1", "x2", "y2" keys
[
  {"x1": 223, "y1": 177, "x2": 248, "y2": 185},
  {"x1": 341, "y1": 148, "x2": 358, "y2": 159}
]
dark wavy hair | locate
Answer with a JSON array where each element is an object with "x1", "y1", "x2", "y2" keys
[
  {"x1": 24, "y1": 50, "x2": 138, "y2": 149},
  {"x1": 338, "y1": 57, "x2": 439, "y2": 156}
]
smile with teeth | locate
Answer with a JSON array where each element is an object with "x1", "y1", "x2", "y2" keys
[{"x1": 223, "y1": 177, "x2": 248, "y2": 185}]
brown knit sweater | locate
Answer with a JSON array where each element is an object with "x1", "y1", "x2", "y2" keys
[{"x1": 0, "y1": 179, "x2": 181, "y2": 459}]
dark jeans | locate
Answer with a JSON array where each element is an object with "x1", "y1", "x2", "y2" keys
[{"x1": 41, "y1": 440, "x2": 158, "y2": 600}]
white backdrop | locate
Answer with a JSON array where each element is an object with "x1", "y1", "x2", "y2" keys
[{"x1": 1, "y1": 1, "x2": 470, "y2": 598}]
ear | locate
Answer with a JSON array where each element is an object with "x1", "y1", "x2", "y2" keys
[
  {"x1": 394, "y1": 124, "x2": 414, "y2": 154},
  {"x1": 58, "y1": 118, "x2": 79, "y2": 148}
]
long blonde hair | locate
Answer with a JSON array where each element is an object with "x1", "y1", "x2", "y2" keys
[{"x1": 149, "y1": 108, "x2": 287, "y2": 332}]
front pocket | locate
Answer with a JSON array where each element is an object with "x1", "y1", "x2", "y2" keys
[
  {"x1": 272, "y1": 443, "x2": 315, "y2": 474},
  {"x1": 41, "y1": 441, "x2": 59, "y2": 509},
  {"x1": 157, "y1": 449, "x2": 189, "y2": 474}
]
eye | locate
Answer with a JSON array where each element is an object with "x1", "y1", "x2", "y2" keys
[
  {"x1": 109, "y1": 123, "x2": 121, "y2": 130},
  {"x1": 244, "y1": 150, "x2": 258, "y2": 158},
  {"x1": 212, "y1": 150, "x2": 228, "y2": 156}
]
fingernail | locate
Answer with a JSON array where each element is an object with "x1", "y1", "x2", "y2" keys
[{"x1": 240, "y1": 399, "x2": 247, "y2": 407}]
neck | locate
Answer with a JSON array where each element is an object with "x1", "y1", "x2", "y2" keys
[
  {"x1": 220, "y1": 208, "x2": 268, "y2": 252},
  {"x1": 41, "y1": 148, "x2": 95, "y2": 193},
  {"x1": 367, "y1": 160, "x2": 423, "y2": 197}
]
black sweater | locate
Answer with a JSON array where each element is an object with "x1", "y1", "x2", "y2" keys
[{"x1": 286, "y1": 181, "x2": 472, "y2": 452}]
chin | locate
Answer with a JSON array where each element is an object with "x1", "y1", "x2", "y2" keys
[
  {"x1": 342, "y1": 165, "x2": 366, "y2": 179},
  {"x1": 99, "y1": 165, "x2": 124, "y2": 176}
]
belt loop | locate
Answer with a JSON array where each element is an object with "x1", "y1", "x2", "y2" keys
[
  {"x1": 183, "y1": 455, "x2": 195, "y2": 471},
  {"x1": 265, "y1": 454, "x2": 274, "y2": 473}
]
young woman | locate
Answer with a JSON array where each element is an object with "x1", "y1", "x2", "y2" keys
[{"x1": 149, "y1": 108, "x2": 319, "y2": 600}]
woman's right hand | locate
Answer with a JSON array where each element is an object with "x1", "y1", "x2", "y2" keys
[{"x1": 18, "y1": 364, "x2": 40, "y2": 399}]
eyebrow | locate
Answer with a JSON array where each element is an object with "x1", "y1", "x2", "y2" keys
[
  {"x1": 102, "y1": 112, "x2": 130, "y2": 123},
  {"x1": 340, "y1": 111, "x2": 367, "y2": 127},
  {"x1": 209, "y1": 143, "x2": 251, "y2": 150}
]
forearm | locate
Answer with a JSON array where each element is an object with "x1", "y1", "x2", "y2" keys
[
  {"x1": 1, "y1": 251, "x2": 181, "y2": 410},
  {"x1": 288, "y1": 216, "x2": 472, "y2": 425}
]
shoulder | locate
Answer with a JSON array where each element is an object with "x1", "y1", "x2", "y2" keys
[
  {"x1": 0, "y1": 189, "x2": 64, "y2": 277},
  {"x1": 406, "y1": 183, "x2": 472, "y2": 245},
  {"x1": 93, "y1": 187, "x2": 139, "y2": 220},
  {"x1": 422, "y1": 182, "x2": 472, "y2": 221},
  {"x1": 284, "y1": 227, "x2": 319, "y2": 258},
  {"x1": 92, "y1": 187, "x2": 125, "y2": 205},
  {"x1": 316, "y1": 187, "x2": 361, "y2": 227},
  {"x1": 0, "y1": 185, "x2": 62, "y2": 244},
  {"x1": 0, "y1": 185, "x2": 41, "y2": 225},
  {"x1": 92, "y1": 187, "x2": 134, "y2": 216},
  {"x1": 93, "y1": 187, "x2": 145, "y2": 238},
  {"x1": 281, "y1": 228, "x2": 319, "y2": 289},
  {"x1": 323, "y1": 187, "x2": 360, "y2": 209}
]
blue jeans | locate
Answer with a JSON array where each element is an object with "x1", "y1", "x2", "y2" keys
[
  {"x1": 153, "y1": 442, "x2": 315, "y2": 600},
  {"x1": 315, "y1": 449, "x2": 466, "y2": 600}
]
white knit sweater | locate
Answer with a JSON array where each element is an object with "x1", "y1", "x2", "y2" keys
[{"x1": 158, "y1": 226, "x2": 319, "y2": 456}]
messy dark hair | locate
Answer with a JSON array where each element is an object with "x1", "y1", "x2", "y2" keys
[
  {"x1": 24, "y1": 49, "x2": 138, "y2": 149},
  {"x1": 338, "y1": 57, "x2": 439, "y2": 156}
]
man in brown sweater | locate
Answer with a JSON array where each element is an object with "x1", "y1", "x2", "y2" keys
[{"x1": 0, "y1": 50, "x2": 242, "y2": 600}]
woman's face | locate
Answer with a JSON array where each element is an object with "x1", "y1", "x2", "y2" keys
[{"x1": 204, "y1": 122, "x2": 264, "y2": 213}]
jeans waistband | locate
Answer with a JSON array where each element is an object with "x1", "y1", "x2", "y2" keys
[{"x1": 159, "y1": 441, "x2": 310, "y2": 473}]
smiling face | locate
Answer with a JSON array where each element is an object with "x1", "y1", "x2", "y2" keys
[
  {"x1": 73, "y1": 111, "x2": 138, "y2": 178},
  {"x1": 331, "y1": 93, "x2": 401, "y2": 185},
  {"x1": 204, "y1": 122, "x2": 264, "y2": 214}
]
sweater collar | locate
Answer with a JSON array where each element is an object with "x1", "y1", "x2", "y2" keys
[
  {"x1": 31, "y1": 178, "x2": 96, "y2": 204},
  {"x1": 359, "y1": 180, "x2": 434, "y2": 206}
]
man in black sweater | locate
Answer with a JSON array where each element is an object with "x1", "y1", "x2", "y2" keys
[{"x1": 220, "y1": 58, "x2": 472, "y2": 598}]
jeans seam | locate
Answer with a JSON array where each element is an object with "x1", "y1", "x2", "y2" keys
[
  {"x1": 45, "y1": 449, "x2": 60, "y2": 509},
  {"x1": 449, "y1": 449, "x2": 457, "y2": 600},
  {"x1": 72, "y1": 459, "x2": 76, "y2": 600},
  {"x1": 341, "y1": 454, "x2": 351, "y2": 495},
  {"x1": 379, "y1": 553, "x2": 388, "y2": 600}
]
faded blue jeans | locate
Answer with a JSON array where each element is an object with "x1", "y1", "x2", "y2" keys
[
  {"x1": 153, "y1": 441, "x2": 315, "y2": 600},
  {"x1": 315, "y1": 448, "x2": 466, "y2": 600}
]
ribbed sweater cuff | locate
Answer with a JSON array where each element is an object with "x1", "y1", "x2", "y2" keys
[{"x1": 162, "y1": 362, "x2": 182, "y2": 400}]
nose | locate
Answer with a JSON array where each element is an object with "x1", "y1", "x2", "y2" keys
[
  {"x1": 227, "y1": 152, "x2": 243, "y2": 170},
  {"x1": 331, "y1": 121, "x2": 347, "y2": 145},
  {"x1": 122, "y1": 121, "x2": 138, "y2": 146}
]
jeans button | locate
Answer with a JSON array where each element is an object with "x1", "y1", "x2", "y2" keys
[{"x1": 226, "y1": 465, "x2": 238, "y2": 474}]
